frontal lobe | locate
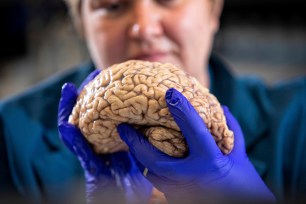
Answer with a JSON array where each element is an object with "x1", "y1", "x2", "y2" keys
[{"x1": 69, "y1": 60, "x2": 234, "y2": 157}]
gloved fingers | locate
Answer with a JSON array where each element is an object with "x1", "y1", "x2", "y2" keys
[
  {"x1": 108, "y1": 151, "x2": 153, "y2": 201},
  {"x1": 123, "y1": 159, "x2": 153, "y2": 204},
  {"x1": 126, "y1": 152, "x2": 151, "y2": 181},
  {"x1": 117, "y1": 123, "x2": 175, "y2": 173},
  {"x1": 222, "y1": 106, "x2": 246, "y2": 156},
  {"x1": 153, "y1": 160, "x2": 188, "y2": 180},
  {"x1": 121, "y1": 140, "x2": 187, "y2": 198},
  {"x1": 58, "y1": 69, "x2": 100, "y2": 125},
  {"x1": 127, "y1": 152, "x2": 142, "y2": 173},
  {"x1": 58, "y1": 121, "x2": 78, "y2": 154},
  {"x1": 117, "y1": 124, "x2": 188, "y2": 180},
  {"x1": 58, "y1": 82, "x2": 78, "y2": 123},
  {"x1": 165, "y1": 88, "x2": 221, "y2": 157},
  {"x1": 72, "y1": 131, "x2": 106, "y2": 176},
  {"x1": 128, "y1": 152, "x2": 172, "y2": 185},
  {"x1": 77, "y1": 69, "x2": 101, "y2": 93},
  {"x1": 128, "y1": 153, "x2": 147, "y2": 177},
  {"x1": 142, "y1": 169, "x2": 178, "y2": 195},
  {"x1": 111, "y1": 146, "x2": 154, "y2": 200},
  {"x1": 125, "y1": 165, "x2": 152, "y2": 190},
  {"x1": 109, "y1": 151, "x2": 132, "y2": 175},
  {"x1": 58, "y1": 121, "x2": 96, "y2": 164},
  {"x1": 59, "y1": 121, "x2": 105, "y2": 176}
]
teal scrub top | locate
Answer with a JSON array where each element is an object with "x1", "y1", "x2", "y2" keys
[{"x1": 0, "y1": 55, "x2": 305, "y2": 203}]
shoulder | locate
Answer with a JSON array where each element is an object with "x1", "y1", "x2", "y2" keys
[
  {"x1": 0, "y1": 62, "x2": 92, "y2": 200},
  {"x1": 0, "y1": 61, "x2": 95, "y2": 130},
  {"x1": 240, "y1": 74, "x2": 306, "y2": 97},
  {"x1": 0, "y1": 61, "x2": 94, "y2": 114},
  {"x1": 239, "y1": 75, "x2": 306, "y2": 198},
  {"x1": 237, "y1": 72, "x2": 306, "y2": 135},
  {"x1": 210, "y1": 55, "x2": 306, "y2": 197},
  {"x1": 238, "y1": 75, "x2": 306, "y2": 115},
  {"x1": 210, "y1": 53, "x2": 305, "y2": 118}
]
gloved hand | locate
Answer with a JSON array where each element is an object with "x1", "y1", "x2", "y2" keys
[
  {"x1": 58, "y1": 69, "x2": 152, "y2": 204},
  {"x1": 118, "y1": 88, "x2": 276, "y2": 203}
]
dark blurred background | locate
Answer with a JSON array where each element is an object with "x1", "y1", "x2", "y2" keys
[{"x1": 0, "y1": 0, "x2": 305, "y2": 99}]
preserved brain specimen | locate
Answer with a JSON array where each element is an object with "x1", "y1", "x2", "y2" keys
[{"x1": 69, "y1": 60, "x2": 234, "y2": 157}]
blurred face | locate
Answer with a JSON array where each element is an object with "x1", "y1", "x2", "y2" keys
[{"x1": 81, "y1": 0, "x2": 222, "y2": 86}]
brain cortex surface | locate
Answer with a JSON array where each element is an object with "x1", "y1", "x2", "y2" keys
[{"x1": 69, "y1": 60, "x2": 234, "y2": 157}]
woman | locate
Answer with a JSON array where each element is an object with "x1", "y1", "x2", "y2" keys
[{"x1": 1, "y1": 0, "x2": 305, "y2": 203}]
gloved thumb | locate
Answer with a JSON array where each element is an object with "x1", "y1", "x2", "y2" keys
[
  {"x1": 58, "y1": 82, "x2": 78, "y2": 123},
  {"x1": 117, "y1": 123, "x2": 172, "y2": 173},
  {"x1": 165, "y1": 88, "x2": 220, "y2": 157},
  {"x1": 58, "y1": 121, "x2": 78, "y2": 154}
]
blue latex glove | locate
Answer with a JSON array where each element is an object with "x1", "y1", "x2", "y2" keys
[
  {"x1": 118, "y1": 88, "x2": 276, "y2": 203},
  {"x1": 58, "y1": 69, "x2": 152, "y2": 204}
]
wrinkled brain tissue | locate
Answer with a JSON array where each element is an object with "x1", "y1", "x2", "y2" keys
[{"x1": 69, "y1": 60, "x2": 234, "y2": 157}]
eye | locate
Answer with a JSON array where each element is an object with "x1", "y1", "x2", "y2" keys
[
  {"x1": 90, "y1": 0, "x2": 128, "y2": 14},
  {"x1": 157, "y1": 0, "x2": 179, "y2": 6},
  {"x1": 104, "y1": 2, "x2": 125, "y2": 12}
]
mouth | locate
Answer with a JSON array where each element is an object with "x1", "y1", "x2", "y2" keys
[{"x1": 130, "y1": 52, "x2": 169, "y2": 62}]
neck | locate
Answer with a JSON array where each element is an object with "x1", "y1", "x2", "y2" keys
[{"x1": 196, "y1": 69, "x2": 210, "y2": 89}]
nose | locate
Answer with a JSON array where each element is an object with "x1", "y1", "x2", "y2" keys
[{"x1": 128, "y1": 2, "x2": 163, "y2": 40}]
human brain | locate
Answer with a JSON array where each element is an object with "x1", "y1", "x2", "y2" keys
[{"x1": 69, "y1": 60, "x2": 234, "y2": 157}]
